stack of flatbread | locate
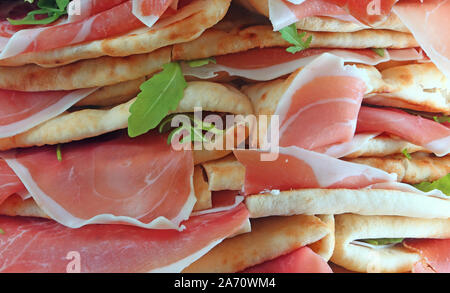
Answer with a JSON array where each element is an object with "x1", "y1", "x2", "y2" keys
[{"x1": 0, "y1": 0, "x2": 448, "y2": 273}]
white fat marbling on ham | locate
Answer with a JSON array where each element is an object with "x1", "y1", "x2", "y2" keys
[
  {"x1": 182, "y1": 48, "x2": 422, "y2": 81},
  {"x1": 0, "y1": 204, "x2": 249, "y2": 272},
  {"x1": 0, "y1": 88, "x2": 97, "y2": 138},
  {"x1": 270, "y1": 53, "x2": 368, "y2": 150},
  {"x1": 0, "y1": 132, "x2": 196, "y2": 230},
  {"x1": 234, "y1": 146, "x2": 397, "y2": 195},
  {"x1": 394, "y1": 0, "x2": 450, "y2": 80},
  {"x1": 132, "y1": 0, "x2": 175, "y2": 28}
]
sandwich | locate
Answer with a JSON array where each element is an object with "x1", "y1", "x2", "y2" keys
[{"x1": 0, "y1": 0, "x2": 448, "y2": 274}]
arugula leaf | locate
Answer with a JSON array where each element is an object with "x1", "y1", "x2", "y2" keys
[
  {"x1": 414, "y1": 173, "x2": 450, "y2": 196},
  {"x1": 0, "y1": 228, "x2": 4, "y2": 235},
  {"x1": 361, "y1": 238, "x2": 404, "y2": 246},
  {"x1": 128, "y1": 63, "x2": 187, "y2": 138},
  {"x1": 279, "y1": 24, "x2": 312, "y2": 54},
  {"x1": 402, "y1": 148, "x2": 412, "y2": 160},
  {"x1": 8, "y1": 0, "x2": 69, "y2": 25},
  {"x1": 56, "y1": 144, "x2": 62, "y2": 162},
  {"x1": 433, "y1": 116, "x2": 450, "y2": 124},
  {"x1": 187, "y1": 57, "x2": 217, "y2": 68},
  {"x1": 371, "y1": 48, "x2": 386, "y2": 57},
  {"x1": 158, "y1": 114, "x2": 225, "y2": 145}
]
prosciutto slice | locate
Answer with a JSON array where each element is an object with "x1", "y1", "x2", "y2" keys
[
  {"x1": 404, "y1": 238, "x2": 450, "y2": 273},
  {"x1": 0, "y1": 0, "x2": 181, "y2": 59},
  {"x1": 132, "y1": 0, "x2": 177, "y2": 28},
  {"x1": 68, "y1": 0, "x2": 129, "y2": 22},
  {"x1": 234, "y1": 146, "x2": 397, "y2": 195},
  {"x1": 270, "y1": 53, "x2": 368, "y2": 151},
  {"x1": 182, "y1": 48, "x2": 424, "y2": 81},
  {"x1": 0, "y1": 204, "x2": 250, "y2": 273},
  {"x1": 0, "y1": 160, "x2": 25, "y2": 206},
  {"x1": 393, "y1": 0, "x2": 450, "y2": 80},
  {"x1": 0, "y1": 131, "x2": 196, "y2": 229},
  {"x1": 0, "y1": 88, "x2": 97, "y2": 138},
  {"x1": 241, "y1": 246, "x2": 333, "y2": 273},
  {"x1": 270, "y1": 0, "x2": 399, "y2": 30},
  {"x1": 356, "y1": 106, "x2": 450, "y2": 157}
]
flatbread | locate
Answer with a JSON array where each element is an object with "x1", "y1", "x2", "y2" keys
[
  {"x1": 183, "y1": 214, "x2": 331, "y2": 273},
  {"x1": 243, "y1": 62, "x2": 449, "y2": 117},
  {"x1": 172, "y1": 25, "x2": 418, "y2": 61},
  {"x1": 309, "y1": 215, "x2": 335, "y2": 261},
  {"x1": 75, "y1": 78, "x2": 145, "y2": 107},
  {"x1": 0, "y1": 81, "x2": 254, "y2": 150},
  {"x1": 331, "y1": 214, "x2": 450, "y2": 273},
  {"x1": 201, "y1": 154, "x2": 245, "y2": 191},
  {"x1": 0, "y1": 47, "x2": 171, "y2": 92},
  {"x1": 236, "y1": 0, "x2": 409, "y2": 32},
  {"x1": 0, "y1": 0, "x2": 231, "y2": 68},
  {"x1": 346, "y1": 153, "x2": 450, "y2": 184},
  {"x1": 193, "y1": 166, "x2": 212, "y2": 211},
  {"x1": 245, "y1": 188, "x2": 450, "y2": 219}
]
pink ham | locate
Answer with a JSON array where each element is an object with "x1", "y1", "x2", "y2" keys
[
  {"x1": 0, "y1": 88, "x2": 97, "y2": 138},
  {"x1": 0, "y1": 0, "x2": 191, "y2": 59},
  {"x1": 68, "y1": 0, "x2": 129, "y2": 22},
  {"x1": 132, "y1": 0, "x2": 177, "y2": 27},
  {"x1": 272, "y1": 53, "x2": 367, "y2": 151},
  {"x1": 0, "y1": 131, "x2": 196, "y2": 229},
  {"x1": 404, "y1": 238, "x2": 450, "y2": 273},
  {"x1": 182, "y1": 48, "x2": 424, "y2": 81},
  {"x1": 0, "y1": 1, "x2": 144, "y2": 59},
  {"x1": 241, "y1": 246, "x2": 333, "y2": 273},
  {"x1": 270, "y1": 0, "x2": 400, "y2": 30},
  {"x1": 0, "y1": 204, "x2": 250, "y2": 273},
  {"x1": 356, "y1": 106, "x2": 450, "y2": 156},
  {"x1": 394, "y1": 0, "x2": 450, "y2": 80},
  {"x1": 0, "y1": 160, "x2": 25, "y2": 205},
  {"x1": 234, "y1": 146, "x2": 396, "y2": 195}
]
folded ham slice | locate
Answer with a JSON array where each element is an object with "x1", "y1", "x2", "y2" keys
[
  {"x1": 0, "y1": 204, "x2": 249, "y2": 273},
  {"x1": 241, "y1": 246, "x2": 333, "y2": 273},
  {"x1": 0, "y1": 88, "x2": 97, "y2": 138},
  {"x1": 0, "y1": 131, "x2": 196, "y2": 229},
  {"x1": 273, "y1": 54, "x2": 367, "y2": 150},
  {"x1": 404, "y1": 239, "x2": 450, "y2": 273},
  {"x1": 269, "y1": 0, "x2": 399, "y2": 30},
  {"x1": 0, "y1": 159, "x2": 25, "y2": 206},
  {"x1": 182, "y1": 48, "x2": 425, "y2": 81},
  {"x1": 394, "y1": 0, "x2": 450, "y2": 80},
  {"x1": 356, "y1": 106, "x2": 450, "y2": 157},
  {"x1": 0, "y1": 0, "x2": 182, "y2": 59},
  {"x1": 68, "y1": 0, "x2": 129, "y2": 22},
  {"x1": 234, "y1": 146, "x2": 396, "y2": 195}
]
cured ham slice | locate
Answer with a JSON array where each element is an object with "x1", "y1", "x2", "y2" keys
[
  {"x1": 132, "y1": 0, "x2": 176, "y2": 28},
  {"x1": 0, "y1": 0, "x2": 191, "y2": 59},
  {"x1": 393, "y1": 0, "x2": 450, "y2": 80},
  {"x1": 0, "y1": 88, "x2": 97, "y2": 138},
  {"x1": 356, "y1": 106, "x2": 450, "y2": 157},
  {"x1": 0, "y1": 204, "x2": 250, "y2": 273},
  {"x1": 241, "y1": 246, "x2": 333, "y2": 273},
  {"x1": 269, "y1": 0, "x2": 348, "y2": 31},
  {"x1": 68, "y1": 0, "x2": 129, "y2": 22},
  {"x1": 270, "y1": 0, "x2": 399, "y2": 30},
  {"x1": 0, "y1": 2, "x2": 143, "y2": 60},
  {"x1": 0, "y1": 131, "x2": 196, "y2": 229},
  {"x1": 404, "y1": 238, "x2": 450, "y2": 273},
  {"x1": 182, "y1": 48, "x2": 424, "y2": 81},
  {"x1": 0, "y1": 160, "x2": 25, "y2": 206},
  {"x1": 271, "y1": 53, "x2": 368, "y2": 150},
  {"x1": 234, "y1": 146, "x2": 396, "y2": 195}
]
